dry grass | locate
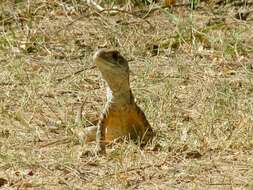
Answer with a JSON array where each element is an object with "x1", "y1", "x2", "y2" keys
[{"x1": 0, "y1": 0, "x2": 253, "y2": 189}]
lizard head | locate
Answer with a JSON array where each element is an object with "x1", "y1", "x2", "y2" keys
[
  {"x1": 93, "y1": 49, "x2": 130, "y2": 92},
  {"x1": 93, "y1": 49, "x2": 129, "y2": 74}
]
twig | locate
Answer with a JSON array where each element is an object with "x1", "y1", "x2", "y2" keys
[
  {"x1": 142, "y1": 3, "x2": 192, "y2": 19},
  {"x1": 39, "y1": 138, "x2": 71, "y2": 148},
  {"x1": 56, "y1": 65, "x2": 96, "y2": 83},
  {"x1": 206, "y1": 183, "x2": 246, "y2": 186},
  {"x1": 75, "y1": 100, "x2": 86, "y2": 124},
  {"x1": 55, "y1": 7, "x2": 155, "y2": 35},
  {"x1": 105, "y1": 155, "x2": 171, "y2": 177},
  {"x1": 40, "y1": 163, "x2": 73, "y2": 188},
  {"x1": 86, "y1": 0, "x2": 104, "y2": 11},
  {"x1": 40, "y1": 96, "x2": 63, "y2": 122}
]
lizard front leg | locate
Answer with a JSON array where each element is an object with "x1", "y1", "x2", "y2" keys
[{"x1": 96, "y1": 120, "x2": 106, "y2": 154}]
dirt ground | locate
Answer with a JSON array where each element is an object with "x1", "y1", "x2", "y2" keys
[{"x1": 0, "y1": 0, "x2": 253, "y2": 189}]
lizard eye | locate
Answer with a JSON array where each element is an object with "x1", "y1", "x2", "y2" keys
[{"x1": 112, "y1": 51, "x2": 119, "y2": 62}]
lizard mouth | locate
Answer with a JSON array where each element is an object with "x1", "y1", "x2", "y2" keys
[
  {"x1": 94, "y1": 56, "x2": 118, "y2": 68},
  {"x1": 93, "y1": 49, "x2": 127, "y2": 69}
]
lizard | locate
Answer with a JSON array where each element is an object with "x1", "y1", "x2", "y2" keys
[{"x1": 83, "y1": 49, "x2": 155, "y2": 154}]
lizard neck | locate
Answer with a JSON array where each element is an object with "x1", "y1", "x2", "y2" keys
[{"x1": 106, "y1": 86, "x2": 134, "y2": 106}]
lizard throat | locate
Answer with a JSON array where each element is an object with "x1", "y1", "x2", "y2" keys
[{"x1": 106, "y1": 86, "x2": 133, "y2": 105}]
